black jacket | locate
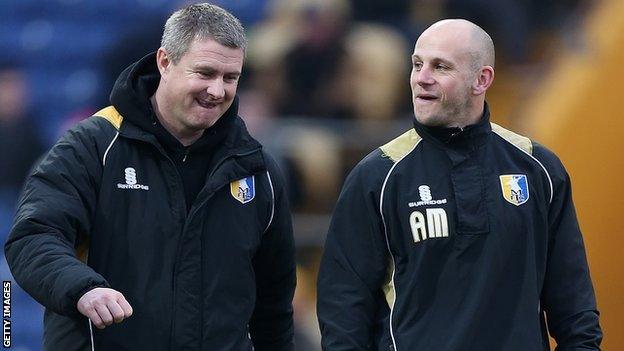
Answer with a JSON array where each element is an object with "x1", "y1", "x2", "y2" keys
[
  {"x1": 317, "y1": 106, "x2": 601, "y2": 350},
  {"x1": 5, "y1": 53, "x2": 296, "y2": 350}
]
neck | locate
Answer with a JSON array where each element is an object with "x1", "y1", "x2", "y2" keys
[
  {"x1": 150, "y1": 89, "x2": 203, "y2": 146},
  {"x1": 454, "y1": 99, "x2": 485, "y2": 128}
]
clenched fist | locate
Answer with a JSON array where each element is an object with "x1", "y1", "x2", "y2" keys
[{"x1": 77, "y1": 287, "x2": 133, "y2": 329}]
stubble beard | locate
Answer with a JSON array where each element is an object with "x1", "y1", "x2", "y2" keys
[{"x1": 416, "y1": 89, "x2": 473, "y2": 128}]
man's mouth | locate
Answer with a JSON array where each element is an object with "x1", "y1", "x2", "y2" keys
[
  {"x1": 416, "y1": 93, "x2": 438, "y2": 101},
  {"x1": 196, "y1": 98, "x2": 220, "y2": 109}
]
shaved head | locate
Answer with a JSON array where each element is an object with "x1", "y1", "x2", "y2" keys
[
  {"x1": 410, "y1": 18, "x2": 496, "y2": 128},
  {"x1": 422, "y1": 19, "x2": 495, "y2": 70}
]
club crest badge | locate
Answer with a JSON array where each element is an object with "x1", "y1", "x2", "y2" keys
[
  {"x1": 230, "y1": 176, "x2": 255, "y2": 204},
  {"x1": 499, "y1": 174, "x2": 529, "y2": 206}
]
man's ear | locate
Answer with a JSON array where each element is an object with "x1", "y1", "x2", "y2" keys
[
  {"x1": 472, "y1": 66, "x2": 494, "y2": 95},
  {"x1": 155, "y1": 47, "x2": 171, "y2": 80}
]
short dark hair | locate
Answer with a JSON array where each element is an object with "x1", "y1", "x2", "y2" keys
[{"x1": 161, "y1": 3, "x2": 247, "y2": 63}]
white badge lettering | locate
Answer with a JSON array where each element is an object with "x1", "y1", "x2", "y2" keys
[{"x1": 409, "y1": 208, "x2": 449, "y2": 243}]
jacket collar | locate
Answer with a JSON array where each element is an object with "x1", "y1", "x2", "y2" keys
[{"x1": 412, "y1": 102, "x2": 492, "y2": 150}]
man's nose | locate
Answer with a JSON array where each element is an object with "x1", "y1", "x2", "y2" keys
[
  {"x1": 416, "y1": 67, "x2": 435, "y2": 86},
  {"x1": 206, "y1": 77, "x2": 225, "y2": 99}
]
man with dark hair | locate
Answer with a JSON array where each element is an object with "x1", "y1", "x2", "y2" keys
[
  {"x1": 317, "y1": 19, "x2": 601, "y2": 350},
  {"x1": 5, "y1": 3, "x2": 296, "y2": 350}
]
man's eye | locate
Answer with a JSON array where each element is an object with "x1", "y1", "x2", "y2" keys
[
  {"x1": 413, "y1": 62, "x2": 423, "y2": 70},
  {"x1": 436, "y1": 64, "x2": 448, "y2": 70}
]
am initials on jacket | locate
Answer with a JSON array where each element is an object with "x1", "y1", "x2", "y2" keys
[{"x1": 409, "y1": 208, "x2": 449, "y2": 242}]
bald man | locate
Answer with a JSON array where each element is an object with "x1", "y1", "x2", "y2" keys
[{"x1": 317, "y1": 19, "x2": 601, "y2": 350}]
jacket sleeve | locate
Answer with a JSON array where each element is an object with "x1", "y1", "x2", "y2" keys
[
  {"x1": 317, "y1": 155, "x2": 390, "y2": 350},
  {"x1": 4, "y1": 118, "x2": 111, "y2": 316},
  {"x1": 535, "y1": 145, "x2": 602, "y2": 349},
  {"x1": 249, "y1": 155, "x2": 296, "y2": 351}
]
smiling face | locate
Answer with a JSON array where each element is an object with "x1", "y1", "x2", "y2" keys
[
  {"x1": 410, "y1": 20, "x2": 493, "y2": 128},
  {"x1": 154, "y1": 38, "x2": 244, "y2": 144}
]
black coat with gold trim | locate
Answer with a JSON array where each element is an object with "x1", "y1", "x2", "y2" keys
[
  {"x1": 5, "y1": 102, "x2": 295, "y2": 350},
  {"x1": 317, "y1": 107, "x2": 601, "y2": 350}
]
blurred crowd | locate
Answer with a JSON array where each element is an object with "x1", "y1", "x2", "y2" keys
[{"x1": 0, "y1": 0, "x2": 588, "y2": 349}]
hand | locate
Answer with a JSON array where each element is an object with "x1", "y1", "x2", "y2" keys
[{"x1": 77, "y1": 287, "x2": 133, "y2": 329}]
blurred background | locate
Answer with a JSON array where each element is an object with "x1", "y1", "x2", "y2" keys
[{"x1": 0, "y1": 0, "x2": 622, "y2": 350}]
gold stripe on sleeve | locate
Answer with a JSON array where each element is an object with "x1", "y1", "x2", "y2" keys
[
  {"x1": 93, "y1": 106, "x2": 123, "y2": 130},
  {"x1": 380, "y1": 129, "x2": 422, "y2": 162},
  {"x1": 491, "y1": 122, "x2": 533, "y2": 154}
]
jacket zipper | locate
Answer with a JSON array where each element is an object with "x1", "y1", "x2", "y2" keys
[
  {"x1": 116, "y1": 132, "x2": 261, "y2": 348},
  {"x1": 170, "y1": 146, "x2": 261, "y2": 349},
  {"x1": 138, "y1": 144, "x2": 188, "y2": 350}
]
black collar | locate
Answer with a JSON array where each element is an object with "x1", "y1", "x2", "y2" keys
[{"x1": 412, "y1": 102, "x2": 492, "y2": 149}]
